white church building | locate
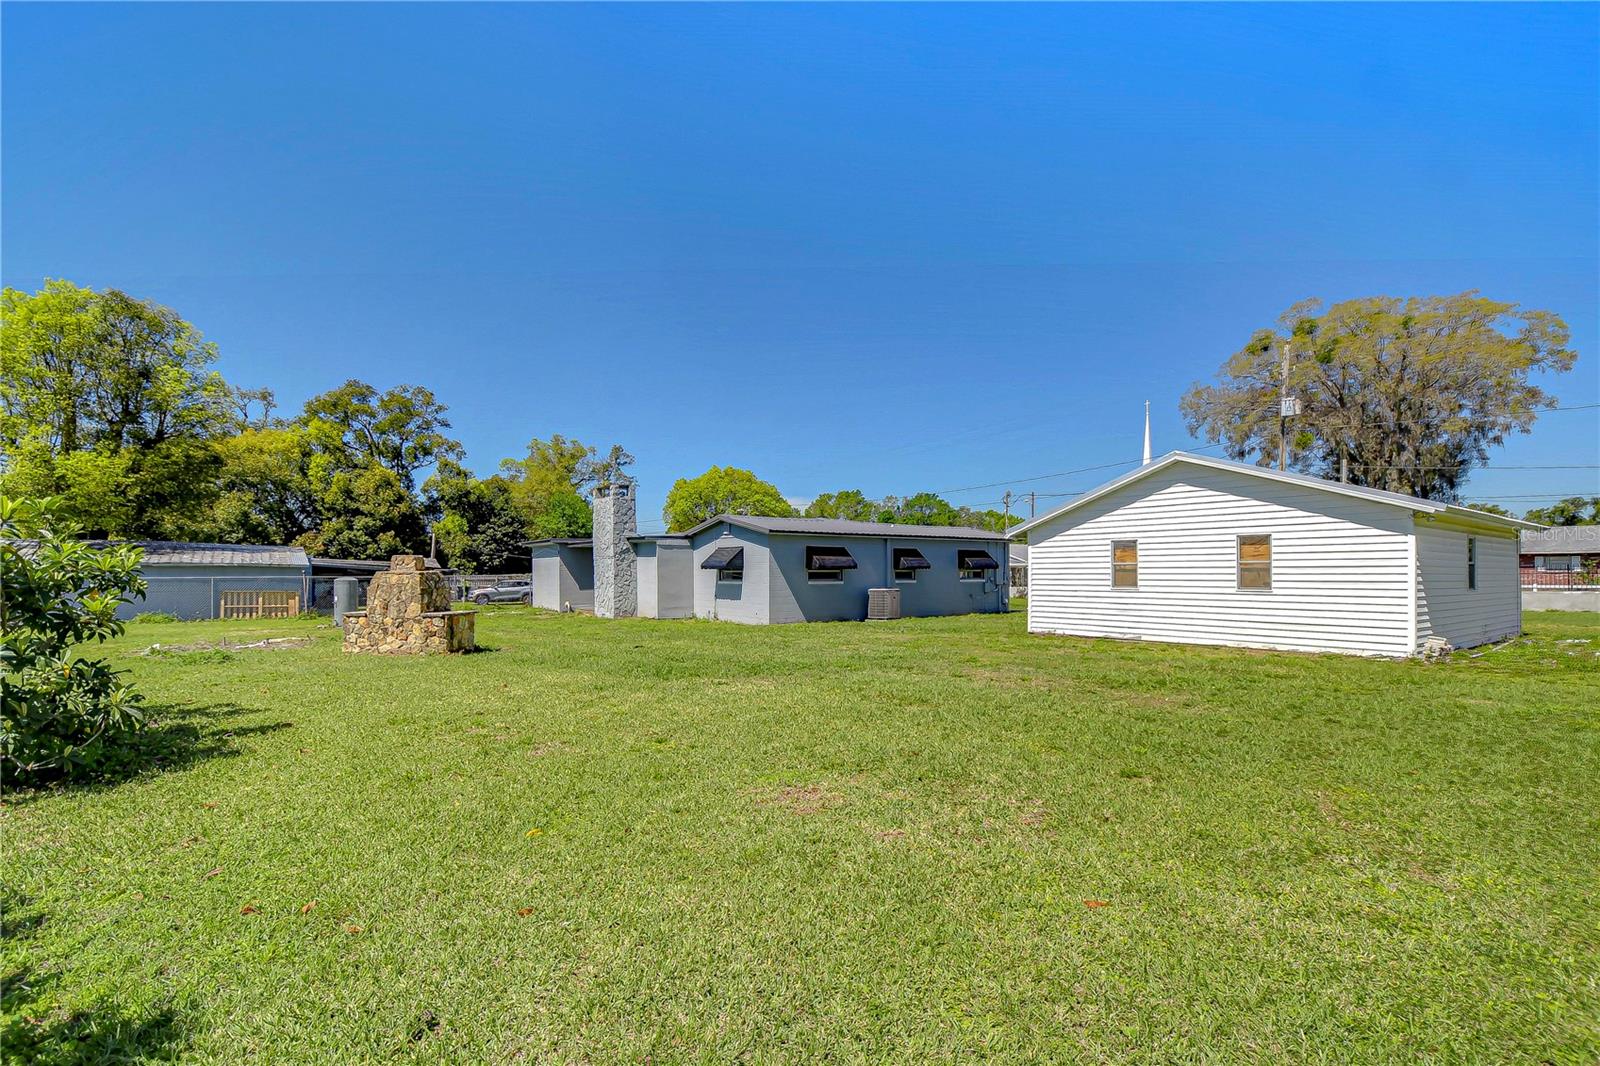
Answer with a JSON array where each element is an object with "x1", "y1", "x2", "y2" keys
[{"x1": 1014, "y1": 451, "x2": 1536, "y2": 658}]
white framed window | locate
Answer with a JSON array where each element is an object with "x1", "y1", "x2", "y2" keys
[
  {"x1": 1237, "y1": 534, "x2": 1272, "y2": 590},
  {"x1": 718, "y1": 568, "x2": 743, "y2": 584},
  {"x1": 1467, "y1": 537, "x2": 1477, "y2": 589},
  {"x1": 1111, "y1": 540, "x2": 1138, "y2": 588}
]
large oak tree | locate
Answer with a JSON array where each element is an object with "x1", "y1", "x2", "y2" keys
[
  {"x1": 1, "y1": 281, "x2": 235, "y2": 536},
  {"x1": 1180, "y1": 293, "x2": 1576, "y2": 501}
]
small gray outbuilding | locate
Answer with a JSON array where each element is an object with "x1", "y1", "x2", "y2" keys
[
  {"x1": 528, "y1": 538, "x2": 595, "y2": 612},
  {"x1": 118, "y1": 541, "x2": 313, "y2": 620}
]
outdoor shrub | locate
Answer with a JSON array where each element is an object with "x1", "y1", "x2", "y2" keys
[
  {"x1": 1, "y1": 496, "x2": 149, "y2": 781},
  {"x1": 131, "y1": 611, "x2": 179, "y2": 624}
]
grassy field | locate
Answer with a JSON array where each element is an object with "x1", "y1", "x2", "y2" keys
[{"x1": 4, "y1": 607, "x2": 1597, "y2": 1063}]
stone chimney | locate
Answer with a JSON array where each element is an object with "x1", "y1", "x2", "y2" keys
[{"x1": 592, "y1": 479, "x2": 637, "y2": 618}]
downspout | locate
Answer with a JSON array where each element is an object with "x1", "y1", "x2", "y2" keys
[
  {"x1": 883, "y1": 537, "x2": 891, "y2": 607},
  {"x1": 1000, "y1": 541, "x2": 1008, "y2": 613}
]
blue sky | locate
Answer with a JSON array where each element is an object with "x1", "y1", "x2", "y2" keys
[{"x1": 4, "y1": 3, "x2": 1596, "y2": 531}]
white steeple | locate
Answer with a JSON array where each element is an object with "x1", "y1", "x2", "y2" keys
[{"x1": 1142, "y1": 401, "x2": 1152, "y2": 466}]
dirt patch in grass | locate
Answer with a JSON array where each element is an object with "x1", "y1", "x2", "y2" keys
[
  {"x1": 871, "y1": 828, "x2": 907, "y2": 841},
  {"x1": 752, "y1": 784, "x2": 844, "y2": 816},
  {"x1": 142, "y1": 637, "x2": 310, "y2": 656},
  {"x1": 1017, "y1": 802, "x2": 1049, "y2": 827},
  {"x1": 1315, "y1": 791, "x2": 1356, "y2": 831},
  {"x1": 962, "y1": 665, "x2": 1053, "y2": 689}
]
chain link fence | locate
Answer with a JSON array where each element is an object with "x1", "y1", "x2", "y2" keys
[
  {"x1": 451, "y1": 573, "x2": 535, "y2": 600},
  {"x1": 128, "y1": 571, "x2": 540, "y2": 620},
  {"x1": 123, "y1": 575, "x2": 329, "y2": 621}
]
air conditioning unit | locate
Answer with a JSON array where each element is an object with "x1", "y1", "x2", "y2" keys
[{"x1": 867, "y1": 587, "x2": 901, "y2": 620}]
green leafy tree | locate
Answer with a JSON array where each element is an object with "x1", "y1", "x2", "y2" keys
[
  {"x1": 1180, "y1": 293, "x2": 1576, "y2": 501},
  {"x1": 295, "y1": 464, "x2": 426, "y2": 560},
  {"x1": 531, "y1": 490, "x2": 593, "y2": 539},
  {"x1": 879, "y1": 492, "x2": 962, "y2": 526},
  {"x1": 423, "y1": 460, "x2": 530, "y2": 573},
  {"x1": 498, "y1": 434, "x2": 632, "y2": 539},
  {"x1": 805, "y1": 490, "x2": 878, "y2": 521},
  {"x1": 1523, "y1": 496, "x2": 1600, "y2": 526},
  {"x1": 299, "y1": 380, "x2": 463, "y2": 492},
  {"x1": 662, "y1": 466, "x2": 794, "y2": 532},
  {"x1": 200, "y1": 427, "x2": 320, "y2": 545},
  {"x1": 1, "y1": 496, "x2": 148, "y2": 781},
  {"x1": 1, "y1": 281, "x2": 235, "y2": 536},
  {"x1": 957, "y1": 507, "x2": 1013, "y2": 533}
]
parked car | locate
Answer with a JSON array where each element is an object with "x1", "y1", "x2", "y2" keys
[{"x1": 470, "y1": 580, "x2": 531, "y2": 605}]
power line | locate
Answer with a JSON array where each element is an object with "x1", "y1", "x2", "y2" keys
[{"x1": 932, "y1": 444, "x2": 1229, "y2": 496}]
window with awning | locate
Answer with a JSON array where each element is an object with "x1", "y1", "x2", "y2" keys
[
  {"x1": 893, "y1": 547, "x2": 929, "y2": 582},
  {"x1": 805, "y1": 546, "x2": 855, "y2": 582},
  {"x1": 702, "y1": 545, "x2": 744, "y2": 582},
  {"x1": 957, "y1": 549, "x2": 997, "y2": 580}
]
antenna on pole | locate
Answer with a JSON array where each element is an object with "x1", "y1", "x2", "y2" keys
[{"x1": 1142, "y1": 401, "x2": 1152, "y2": 466}]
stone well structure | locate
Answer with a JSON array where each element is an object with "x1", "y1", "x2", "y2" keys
[{"x1": 342, "y1": 555, "x2": 476, "y2": 654}]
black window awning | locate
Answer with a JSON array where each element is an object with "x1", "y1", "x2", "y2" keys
[
  {"x1": 957, "y1": 549, "x2": 999, "y2": 571},
  {"x1": 701, "y1": 545, "x2": 744, "y2": 570},
  {"x1": 893, "y1": 548, "x2": 931, "y2": 571},
  {"x1": 805, "y1": 546, "x2": 857, "y2": 570}
]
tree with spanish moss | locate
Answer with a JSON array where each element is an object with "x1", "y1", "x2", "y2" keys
[{"x1": 1180, "y1": 293, "x2": 1576, "y2": 501}]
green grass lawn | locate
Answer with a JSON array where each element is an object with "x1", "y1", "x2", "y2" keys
[{"x1": 5, "y1": 608, "x2": 1598, "y2": 1063}]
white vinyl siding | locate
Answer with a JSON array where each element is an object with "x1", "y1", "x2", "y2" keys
[
  {"x1": 1026, "y1": 464, "x2": 1416, "y2": 657},
  {"x1": 1415, "y1": 520, "x2": 1520, "y2": 649}
]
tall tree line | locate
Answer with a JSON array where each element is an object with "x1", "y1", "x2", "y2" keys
[
  {"x1": 0, "y1": 281, "x2": 629, "y2": 572},
  {"x1": 5, "y1": 283, "x2": 1582, "y2": 564}
]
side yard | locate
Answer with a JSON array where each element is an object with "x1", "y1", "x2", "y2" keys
[{"x1": 3, "y1": 609, "x2": 1597, "y2": 1062}]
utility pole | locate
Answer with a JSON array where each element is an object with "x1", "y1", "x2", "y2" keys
[
  {"x1": 1028, "y1": 491, "x2": 1036, "y2": 518},
  {"x1": 1278, "y1": 340, "x2": 1292, "y2": 470},
  {"x1": 1002, "y1": 490, "x2": 1012, "y2": 531}
]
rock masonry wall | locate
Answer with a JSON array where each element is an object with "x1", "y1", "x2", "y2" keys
[
  {"x1": 342, "y1": 555, "x2": 476, "y2": 654},
  {"x1": 593, "y1": 481, "x2": 638, "y2": 619}
]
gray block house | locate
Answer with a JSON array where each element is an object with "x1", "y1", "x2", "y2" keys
[
  {"x1": 684, "y1": 514, "x2": 1010, "y2": 623},
  {"x1": 116, "y1": 542, "x2": 312, "y2": 619},
  {"x1": 531, "y1": 480, "x2": 1010, "y2": 624}
]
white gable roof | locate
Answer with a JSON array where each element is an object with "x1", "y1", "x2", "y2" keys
[{"x1": 1011, "y1": 451, "x2": 1539, "y2": 537}]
